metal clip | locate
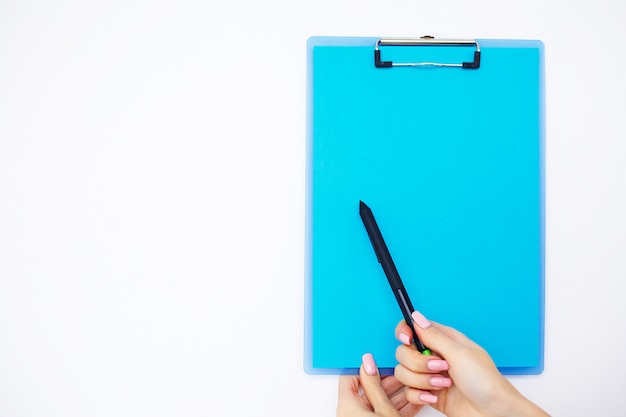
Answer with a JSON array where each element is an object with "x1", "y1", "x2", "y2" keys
[{"x1": 374, "y1": 36, "x2": 481, "y2": 69}]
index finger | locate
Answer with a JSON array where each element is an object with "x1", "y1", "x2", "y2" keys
[{"x1": 395, "y1": 320, "x2": 413, "y2": 345}]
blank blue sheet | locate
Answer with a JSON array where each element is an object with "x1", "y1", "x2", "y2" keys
[{"x1": 305, "y1": 36, "x2": 545, "y2": 375}]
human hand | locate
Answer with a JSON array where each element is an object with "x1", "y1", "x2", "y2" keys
[
  {"x1": 394, "y1": 311, "x2": 550, "y2": 417},
  {"x1": 337, "y1": 353, "x2": 422, "y2": 417}
]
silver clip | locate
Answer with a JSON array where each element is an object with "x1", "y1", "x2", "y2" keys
[{"x1": 374, "y1": 36, "x2": 481, "y2": 69}]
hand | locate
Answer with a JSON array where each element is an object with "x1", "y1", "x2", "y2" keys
[
  {"x1": 337, "y1": 353, "x2": 422, "y2": 417},
  {"x1": 394, "y1": 311, "x2": 550, "y2": 417}
]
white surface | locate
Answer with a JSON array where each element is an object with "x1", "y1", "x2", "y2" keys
[{"x1": 1, "y1": 1, "x2": 625, "y2": 416}]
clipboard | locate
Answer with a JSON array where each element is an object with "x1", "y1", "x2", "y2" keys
[{"x1": 305, "y1": 36, "x2": 545, "y2": 375}]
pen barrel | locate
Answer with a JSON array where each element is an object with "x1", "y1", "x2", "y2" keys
[
  {"x1": 359, "y1": 201, "x2": 429, "y2": 353},
  {"x1": 394, "y1": 287, "x2": 428, "y2": 352}
]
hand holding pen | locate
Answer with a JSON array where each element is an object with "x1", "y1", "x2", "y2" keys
[{"x1": 337, "y1": 310, "x2": 551, "y2": 417}]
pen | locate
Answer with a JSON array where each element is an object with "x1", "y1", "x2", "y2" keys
[{"x1": 359, "y1": 200, "x2": 431, "y2": 355}]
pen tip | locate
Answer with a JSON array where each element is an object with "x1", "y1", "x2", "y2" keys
[{"x1": 359, "y1": 200, "x2": 371, "y2": 214}]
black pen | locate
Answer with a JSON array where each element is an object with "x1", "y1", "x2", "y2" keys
[{"x1": 359, "y1": 201, "x2": 431, "y2": 355}]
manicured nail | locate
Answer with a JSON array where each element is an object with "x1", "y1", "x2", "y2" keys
[
  {"x1": 362, "y1": 353, "x2": 377, "y2": 376},
  {"x1": 430, "y1": 376, "x2": 452, "y2": 388},
  {"x1": 427, "y1": 359, "x2": 450, "y2": 371},
  {"x1": 419, "y1": 393, "x2": 438, "y2": 404},
  {"x1": 398, "y1": 332, "x2": 411, "y2": 345},
  {"x1": 411, "y1": 311, "x2": 431, "y2": 329}
]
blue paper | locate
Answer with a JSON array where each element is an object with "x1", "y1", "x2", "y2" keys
[{"x1": 305, "y1": 37, "x2": 545, "y2": 375}]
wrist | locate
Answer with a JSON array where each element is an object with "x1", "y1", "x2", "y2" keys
[{"x1": 502, "y1": 388, "x2": 550, "y2": 417}]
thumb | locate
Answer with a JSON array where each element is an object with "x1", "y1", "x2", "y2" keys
[
  {"x1": 411, "y1": 311, "x2": 462, "y2": 360},
  {"x1": 359, "y1": 353, "x2": 398, "y2": 417}
]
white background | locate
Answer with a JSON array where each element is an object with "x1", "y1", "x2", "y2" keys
[{"x1": 1, "y1": 1, "x2": 625, "y2": 416}]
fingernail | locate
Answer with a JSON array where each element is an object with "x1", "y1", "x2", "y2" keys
[
  {"x1": 419, "y1": 393, "x2": 438, "y2": 404},
  {"x1": 427, "y1": 359, "x2": 450, "y2": 371},
  {"x1": 411, "y1": 311, "x2": 431, "y2": 329},
  {"x1": 362, "y1": 353, "x2": 377, "y2": 376},
  {"x1": 430, "y1": 376, "x2": 452, "y2": 388},
  {"x1": 398, "y1": 332, "x2": 411, "y2": 345}
]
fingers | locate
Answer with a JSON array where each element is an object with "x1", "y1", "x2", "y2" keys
[
  {"x1": 404, "y1": 387, "x2": 439, "y2": 406},
  {"x1": 397, "y1": 400, "x2": 423, "y2": 417},
  {"x1": 411, "y1": 311, "x2": 463, "y2": 360},
  {"x1": 395, "y1": 362, "x2": 452, "y2": 390},
  {"x1": 395, "y1": 344, "x2": 450, "y2": 374},
  {"x1": 380, "y1": 375, "x2": 405, "y2": 398},
  {"x1": 395, "y1": 344, "x2": 451, "y2": 393},
  {"x1": 393, "y1": 311, "x2": 458, "y2": 407},
  {"x1": 378, "y1": 375, "x2": 428, "y2": 415},
  {"x1": 382, "y1": 377, "x2": 410, "y2": 412},
  {"x1": 393, "y1": 312, "x2": 529, "y2": 416},
  {"x1": 395, "y1": 320, "x2": 413, "y2": 343},
  {"x1": 396, "y1": 311, "x2": 466, "y2": 361},
  {"x1": 337, "y1": 356, "x2": 414, "y2": 417},
  {"x1": 359, "y1": 353, "x2": 398, "y2": 416}
]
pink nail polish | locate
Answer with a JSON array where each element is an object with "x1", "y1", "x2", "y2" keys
[
  {"x1": 419, "y1": 393, "x2": 438, "y2": 404},
  {"x1": 430, "y1": 376, "x2": 452, "y2": 388},
  {"x1": 411, "y1": 311, "x2": 431, "y2": 329},
  {"x1": 427, "y1": 359, "x2": 450, "y2": 371},
  {"x1": 398, "y1": 332, "x2": 411, "y2": 345},
  {"x1": 362, "y1": 353, "x2": 377, "y2": 376}
]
